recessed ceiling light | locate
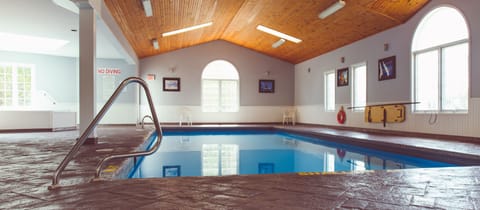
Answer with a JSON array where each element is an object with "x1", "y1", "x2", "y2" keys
[
  {"x1": 272, "y1": 39, "x2": 286, "y2": 48},
  {"x1": 0, "y1": 32, "x2": 69, "y2": 54},
  {"x1": 318, "y1": 0, "x2": 346, "y2": 19},
  {"x1": 256, "y1": 25, "x2": 302, "y2": 44},
  {"x1": 152, "y1": 38, "x2": 159, "y2": 50},
  {"x1": 162, "y1": 22, "x2": 213, "y2": 37}
]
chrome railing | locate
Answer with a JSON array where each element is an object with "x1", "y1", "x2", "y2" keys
[
  {"x1": 140, "y1": 115, "x2": 153, "y2": 129},
  {"x1": 48, "y1": 77, "x2": 162, "y2": 190}
]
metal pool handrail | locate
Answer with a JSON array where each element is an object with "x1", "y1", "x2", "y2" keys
[
  {"x1": 48, "y1": 77, "x2": 162, "y2": 190},
  {"x1": 141, "y1": 115, "x2": 153, "y2": 129}
]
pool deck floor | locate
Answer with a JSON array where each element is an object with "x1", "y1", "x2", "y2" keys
[{"x1": 1, "y1": 124, "x2": 480, "y2": 209}]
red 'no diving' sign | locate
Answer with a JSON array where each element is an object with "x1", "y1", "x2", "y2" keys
[{"x1": 97, "y1": 68, "x2": 121, "y2": 75}]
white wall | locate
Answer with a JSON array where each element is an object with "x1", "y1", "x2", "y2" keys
[
  {"x1": 90, "y1": 0, "x2": 139, "y2": 65},
  {"x1": 0, "y1": 51, "x2": 78, "y2": 111},
  {"x1": 95, "y1": 58, "x2": 138, "y2": 124},
  {"x1": 294, "y1": 0, "x2": 480, "y2": 138},
  {"x1": 140, "y1": 40, "x2": 295, "y2": 123},
  {"x1": 0, "y1": 51, "x2": 138, "y2": 126}
]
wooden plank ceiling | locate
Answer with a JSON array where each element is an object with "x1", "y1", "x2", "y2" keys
[{"x1": 105, "y1": 0, "x2": 430, "y2": 64}]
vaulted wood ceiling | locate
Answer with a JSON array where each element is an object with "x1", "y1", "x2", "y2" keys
[{"x1": 105, "y1": 0, "x2": 430, "y2": 64}]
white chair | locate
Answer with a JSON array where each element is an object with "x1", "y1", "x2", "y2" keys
[
  {"x1": 282, "y1": 107, "x2": 296, "y2": 126},
  {"x1": 179, "y1": 107, "x2": 192, "y2": 126}
]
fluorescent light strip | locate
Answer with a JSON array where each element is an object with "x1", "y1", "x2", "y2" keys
[
  {"x1": 142, "y1": 0, "x2": 153, "y2": 17},
  {"x1": 318, "y1": 0, "x2": 345, "y2": 19},
  {"x1": 256, "y1": 25, "x2": 302, "y2": 44},
  {"x1": 162, "y1": 22, "x2": 213, "y2": 37}
]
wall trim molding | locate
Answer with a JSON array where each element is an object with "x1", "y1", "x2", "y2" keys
[{"x1": 296, "y1": 122, "x2": 480, "y2": 143}]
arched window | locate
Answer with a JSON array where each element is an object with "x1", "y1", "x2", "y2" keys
[
  {"x1": 201, "y1": 60, "x2": 239, "y2": 112},
  {"x1": 412, "y1": 6, "x2": 469, "y2": 112}
]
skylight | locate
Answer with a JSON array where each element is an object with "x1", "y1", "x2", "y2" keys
[
  {"x1": 256, "y1": 25, "x2": 302, "y2": 44},
  {"x1": 0, "y1": 32, "x2": 69, "y2": 54},
  {"x1": 51, "y1": 0, "x2": 79, "y2": 14},
  {"x1": 162, "y1": 22, "x2": 213, "y2": 37}
]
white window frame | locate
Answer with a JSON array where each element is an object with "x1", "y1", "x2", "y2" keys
[
  {"x1": 412, "y1": 7, "x2": 469, "y2": 113},
  {"x1": 324, "y1": 153, "x2": 335, "y2": 172},
  {"x1": 324, "y1": 71, "x2": 336, "y2": 112},
  {"x1": 201, "y1": 60, "x2": 240, "y2": 112},
  {"x1": 351, "y1": 62, "x2": 367, "y2": 111},
  {"x1": 201, "y1": 144, "x2": 239, "y2": 176},
  {"x1": 0, "y1": 63, "x2": 34, "y2": 108},
  {"x1": 350, "y1": 159, "x2": 366, "y2": 171},
  {"x1": 413, "y1": 40, "x2": 469, "y2": 113}
]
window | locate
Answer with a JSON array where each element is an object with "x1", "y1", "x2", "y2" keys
[
  {"x1": 202, "y1": 144, "x2": 239, "y2": 176},
  {"x1": 201, "y1": 60, "x2": 239, "y2": 112},
  {"x1": 352, "y1": 63, "x2": 367, "y2": 111},
  {"x1": 350, "y1": 159, "x2": 366, "y2": 171},
  {"x1": 0, "y1": 63, "x2": 34, "y2": 107},
  {"x1": 412, "y1": 7, "x2": 469, "y2": 112},
  {"x1": 324, "y1": 71, "x2": 335, "y2": 111},
  {"x1": 324, "y1": 153, "x2": 335, "y2": 172}
]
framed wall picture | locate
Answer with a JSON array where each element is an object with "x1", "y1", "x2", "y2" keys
[
  {"x1": 337, "y1": 68, "x2": 349, "y2": 86},
  {"x1": 259, "y1": 79, "x2": 275, "y2": 93},
  {"x1": 163, "y1": 165, "x2": 181, "y2": 177},
  {"x1": 163, "y1": 77, "x2": 180, "y2": 91},
  {"x1": 378, "y1": 56, "x2": 396, "y2": 81},
  {"x1": 258, "y1": 163, "x2": 274, "y2": 174}
]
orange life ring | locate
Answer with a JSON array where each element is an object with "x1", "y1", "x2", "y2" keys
[{"x1": 337, "y1": 107, "x2": 346, "y2": 124}]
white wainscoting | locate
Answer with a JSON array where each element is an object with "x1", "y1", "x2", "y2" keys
[
  {"x1": 296, "y1": 98, "x2": 480, "y2": 138},
  {"x1": 97, "y1": 103, "x2": 137, "y2": 124},
  {"x1": 139, "y1": 105, "x2": 290, "y2": 124},
  {"x1": 0, "y1": 110, "x2": 77, "y2": 131}
]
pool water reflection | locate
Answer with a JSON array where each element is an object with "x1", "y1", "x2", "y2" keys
[{"x1": 129, "y1": 131, "x2": 454, "y2": 178}]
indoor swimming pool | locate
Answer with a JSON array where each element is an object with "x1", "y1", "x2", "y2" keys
[{"x1": 128, "y1": 130, "x2": 455, "y2": 178}]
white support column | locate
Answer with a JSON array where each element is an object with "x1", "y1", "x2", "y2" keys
[{"x1": 75, "y1": 0, "x2": 97, "y2": 144}]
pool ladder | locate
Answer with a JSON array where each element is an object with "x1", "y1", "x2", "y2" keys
[
  {"x1": 48, "y1": 77, "x2": 163, "y2": 190},
  {"x1": 140, "y1": 115, "x2": 153, "y2": 129}
]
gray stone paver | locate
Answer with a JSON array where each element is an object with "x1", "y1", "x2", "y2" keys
[{"x1": 1, "y1": 125, "x2": 480, "y2": 209}]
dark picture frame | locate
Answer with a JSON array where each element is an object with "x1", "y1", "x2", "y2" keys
[
  {"x1": 258, "y1": 163, "x2": 274, "y2": 174},
  {"x1": 337, "y1": 68, "x2": 349, "y2": 86},
  {"x1": 259, "y1": 79, "x2": 275, "y2": 93},
  {"x1": 163, "y1": 77, "x2": 180, "y2": 91},
  {"x1": 378, "y1": 56, "x2": 396, "y2": 81},
  {"x1": 163, "y1": 165, "x2": 181, "y2": 177}
]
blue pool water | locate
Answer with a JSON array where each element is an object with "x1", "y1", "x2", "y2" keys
[{"x1": 129, "y1": 130, "x2": 454, "y2": 178}]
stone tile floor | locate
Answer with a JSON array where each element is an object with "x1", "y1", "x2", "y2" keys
[{"x1": 1, "y1": 125, "x2": 480, "y2": 209}]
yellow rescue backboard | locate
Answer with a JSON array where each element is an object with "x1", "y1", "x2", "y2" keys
[{"x1": 365, "y1": 105, "x2": 405, "y2": 123}]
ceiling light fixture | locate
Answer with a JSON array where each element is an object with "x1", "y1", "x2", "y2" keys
[
  {"x1": 162, "y1": 22, "x2": 213, "y2": 37},
  {"x1": 272, "y1": 39, "x2": 285, "y2": 48},
  {"x1": 318, "y1": 0, "x2": 345, "y2": 19},
  {"x1": 256, "y1": 25, "x2": 302, "y2": 44},
  {"x1": 152, "y1": 38, "x2": 159, "y2": 50},
  {"x1": 142, "y1": 0, "x2": 153, "y2": 17}
]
